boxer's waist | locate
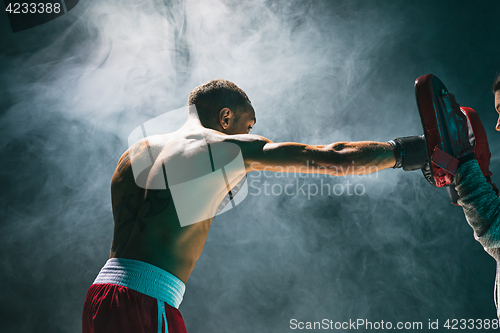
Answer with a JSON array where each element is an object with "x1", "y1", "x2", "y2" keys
[{"x1": 93, "y1": 258, "x2": 185, "y2": 309}]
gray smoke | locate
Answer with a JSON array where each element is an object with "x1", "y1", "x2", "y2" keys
[{"x1": 1, "y1": 0, "x2": 500, "y2": 332}]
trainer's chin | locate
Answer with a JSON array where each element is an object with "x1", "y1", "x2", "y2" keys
[{"x1": 497, "y1": 120, "x2": 500, "y2": 131}]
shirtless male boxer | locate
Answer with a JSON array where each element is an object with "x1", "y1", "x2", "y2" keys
[{"x1": 82, "y1": 79, "x2": 427, "y2": 333}]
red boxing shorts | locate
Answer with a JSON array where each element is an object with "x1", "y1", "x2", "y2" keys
[{"x1": 82, "y1": 258, "x2": 187, "y2": 333}]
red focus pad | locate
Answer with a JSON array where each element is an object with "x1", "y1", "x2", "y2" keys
[
  {"x1": 432, "y1": 147, "x2": 459, "y2": 175},
  {"x1": 415, "y1": 74, "x2": 474, "y2": 187},
  {"x1": 461, "y1": 107, "x2": 499, "y2": 196},
  {"x1": 462, "y1": 107, "x2": 492, "y2": 177}
]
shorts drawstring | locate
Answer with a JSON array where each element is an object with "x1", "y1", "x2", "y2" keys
[{"x1": 157, "y1": 300, "x2": 168, "y2": 333}]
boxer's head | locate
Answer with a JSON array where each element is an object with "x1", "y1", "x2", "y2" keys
[
  {"x1": 493, "y1": 74, "x2": 500, "y2": 131},
  {"x1": 188, "y1": 79, "x2": 256, "y2": 135}
]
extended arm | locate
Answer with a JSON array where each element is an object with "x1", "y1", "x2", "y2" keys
[
  {"x1": 227, "y1": 135, "x2": 396, "y2": 175},
  {"x1": 455, "y1": 159, "x2": 500, "y2": 249}
]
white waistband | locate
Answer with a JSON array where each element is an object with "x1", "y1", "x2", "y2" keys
[{"x1": 93, "y1": 258, "x2": 185, "y2": 309}]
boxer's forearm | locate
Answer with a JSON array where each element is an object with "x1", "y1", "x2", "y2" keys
[
  {"x1": 456, "y1": 159, "x2": 500, "y2": 248},
  {"x1": 322, "y1": 141, "x2": 396, "y2": 175}
]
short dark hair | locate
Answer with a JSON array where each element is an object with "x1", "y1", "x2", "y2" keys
[
  {"x1": 493, "y1": 73, "x2": 500, "y2": 93},
  {"x1": 188, "y1": 79, "x2": 251, "y2": 122}
]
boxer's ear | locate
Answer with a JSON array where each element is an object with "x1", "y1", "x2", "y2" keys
[
  {"x1": 219, "y1": 108, "x2": 233, "y2": 130},
  {"x1": 4, "y1": 0, "x2": 79, "y2": 33}
]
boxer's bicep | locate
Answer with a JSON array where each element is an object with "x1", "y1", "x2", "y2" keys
[
  {"x1": 258, "y1": 142, "x2": 332, "y2": 171},
  {"x1": 238, "y1": 138, "x2": 340, "y2": 173}
]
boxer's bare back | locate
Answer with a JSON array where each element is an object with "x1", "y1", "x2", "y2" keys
[{"x1": 109, "y1": 102, "x2": 396, "y2": 284}]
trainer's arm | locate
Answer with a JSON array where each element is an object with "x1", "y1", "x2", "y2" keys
[
  {"x1": 455, "y1": 159, "x2": 500, "y2": 249},
  {"x1": 228, "y1": 135, "x2": 396, "y2": 175}
]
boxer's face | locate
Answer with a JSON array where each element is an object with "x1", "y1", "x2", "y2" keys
[
  {"x1": 495, "y1": 90, "x2": 500, "y2": 131},
  {"x1": 234, "y1": 104, "x2": 256, "y2": 134},
  {"x1": 219, "y1": 102, "x2": 256, "y2": 135}
]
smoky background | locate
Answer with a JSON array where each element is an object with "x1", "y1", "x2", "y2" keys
[{"x1": 1, "y1": 0, "x2": 499, "y2": 332}]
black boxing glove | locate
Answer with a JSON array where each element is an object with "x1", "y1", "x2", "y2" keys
[{"x1": 388, "y1": 135, "x2": 427, "y2": 171}]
